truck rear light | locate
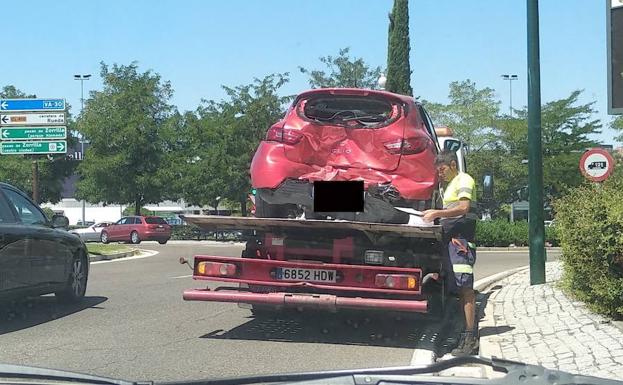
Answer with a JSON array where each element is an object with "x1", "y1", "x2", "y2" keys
[
  {"x1": 375, "y1": 274, "x2": 418, "y2": 290},
  {"x1": 383, "y1": 137, "x2": 429, "y2": 155},
  {"x1": 197, "y1": 262, "x2": 237, "y2": 277},
  {"x1": 266, "y1": 125, "x2": 303, "y2": 145}
]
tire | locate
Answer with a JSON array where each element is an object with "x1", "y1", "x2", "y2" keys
[
  {"x1": 130, "y1": 231, "x2": 141, "y2": 244},
  {"x1": 100, "y1": 231, "x2": 109, "y2": 244},
  {"x1": 55, "y1": 253, "x2": 88, "y2": 304},
  {"x1": 158, "y1": 239, "x2": 168, "y2": 245}
]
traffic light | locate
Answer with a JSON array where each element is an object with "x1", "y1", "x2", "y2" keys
[
  {"x1": 251, "y1": 188, "x2": 257, "y2": 195},
  {"x1": 608, "y1": 0, "x2": 623, "y2": 114}
]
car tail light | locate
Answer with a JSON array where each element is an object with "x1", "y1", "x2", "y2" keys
[
  {"x1": 266, "y1": 125, "x2": 304, "y2": 145},
  {"x1": 375, "y1": 274, "x2": 418, "y2": 290},
  {"x1": 196, "y1": 262, "x2": 237, "y2": 277},
  {"x1": 384, "y1": 137, "x2": 430, "y2": 155}
]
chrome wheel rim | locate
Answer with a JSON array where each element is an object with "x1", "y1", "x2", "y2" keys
[
  {"x1": 71, "y1": 259, "x2": 85, "y2": 297},
  {"x1": 131, "y1": 232, "x2": 138, "y2": 243}
]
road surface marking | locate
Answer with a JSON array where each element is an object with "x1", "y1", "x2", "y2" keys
[
  {"x1": 91, "y1": 250, "x2": 159, "y2": 265},
  {"x1": 170, "y1": 274, "x2": 193, "y2": 279}
]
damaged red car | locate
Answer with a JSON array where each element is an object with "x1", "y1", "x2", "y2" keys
[{"x1": 250, "y1": 88, "x2": 443, "y2": 224}]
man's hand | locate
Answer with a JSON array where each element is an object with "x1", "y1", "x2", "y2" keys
[{"x1": 423, "y1": 209, "x2": 439, "y2": 223}]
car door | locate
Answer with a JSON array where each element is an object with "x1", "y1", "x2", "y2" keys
[
  {"x1": 90, "y1": 222, "x2": 109, "y2": 241},
  {"x1": 108, "y1": 217, "x2": 128, "y2": 241},
  {"x1": 1, "y1": 186, "x2": 69, "y2": 287},
  {"x1": 0, "y1": 191, "x2": 28, "y2": 292}
]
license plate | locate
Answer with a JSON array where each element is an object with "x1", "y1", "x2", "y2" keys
[
  {"x1": 156, "y1": 228, "x2": 164, "y2": 231},
  {"x1": 275, "y1": 267, "x2": 337, "y2": 283}
]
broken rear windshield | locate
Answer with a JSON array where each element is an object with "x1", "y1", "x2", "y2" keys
[{"x1": 299, "y1": 96, "x2": 399, "y2": 128}]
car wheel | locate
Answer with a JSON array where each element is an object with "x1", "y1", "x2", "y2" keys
[
  {"x1": 158, "y1": 239, "x2": 168, "y2": 245},
  {"x1": 130, "y1": 231, "x2": 141, "y2": 244},
  {"x1": 100, "y1": 231, "x2": 109, "y2": 244},
  {"x1": 55, "y1": 253, "x2": 88, "y2": 304}
]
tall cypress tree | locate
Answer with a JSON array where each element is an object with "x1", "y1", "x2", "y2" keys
[{"x1": 386, "y1": 0, "x2": 413, "y2": 96}]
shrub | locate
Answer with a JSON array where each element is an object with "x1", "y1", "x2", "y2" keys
[
  {"x1": 475, "y1": 219, "x2": 559, "y2": 247},
  {"x1": 554, "y1": 177, "x2": 623, "y2": 319}
]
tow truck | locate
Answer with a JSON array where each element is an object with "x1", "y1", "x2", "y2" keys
[{"x1": 180, "y1": 126, "x2": 471, "y2": 316}]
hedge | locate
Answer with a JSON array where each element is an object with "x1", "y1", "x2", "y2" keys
[
  {"x1": 554, "y1": 177, "x2": 623, "y2": 319},
  {"x1": 475, "y1": 219, "x2": 559, "y2": 247}
]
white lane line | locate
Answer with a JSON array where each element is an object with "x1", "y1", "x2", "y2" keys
[
  {"x1": 170, "y1": 274, "x2": 193, "y2": 279},
  {"x1": 91, "y1": 250, "x2": 159, "y2": 265}
]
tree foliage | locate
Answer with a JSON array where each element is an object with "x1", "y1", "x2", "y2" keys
[
  {"x1": 386, "y1": 0, "x2": 412, "y2": 96},
  {"x1": 299, "y1": 48, "x2": 381, "y2": 89},
  {"x1": 174, "y1": 74, "x2": 292, "y2": 214},
  {"x1": 76, "y1": 62, "x2": 175, "y2": 214},
  {"x1": 0, "y1": 85, "x2": 77, "y2": 203}
]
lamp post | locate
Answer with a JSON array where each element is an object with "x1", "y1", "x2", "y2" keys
[
  {"x1": 501, "y1": 74, "x2": 518, "y2": 117},
  {"x1": 74, "y1": 74, "x2": 91, "y2": 225}
]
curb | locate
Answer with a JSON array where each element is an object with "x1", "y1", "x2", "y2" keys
[
  {"x1": 88, "y1": 248, "x2": 140, "y2": 262},
  {"x1": 475, "y1": 265, "x2": 530, "y2": 380},
  {"x1": 477, "y1": 247, "x2": 561, "y2": 252}
]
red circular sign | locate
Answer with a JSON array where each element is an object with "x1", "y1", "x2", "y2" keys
[{"x1": 579, "y1": 148, "x2": 616, "y2": 182}]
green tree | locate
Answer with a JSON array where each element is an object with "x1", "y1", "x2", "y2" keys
[
  {"x1": 175, "y1": 74, "x2": 291, "y2": 215},
  {"x1": 385, "y1": 0, "x2": 412, "y2": 96},
  {"x1": 0, "y1": 86, "x2": 77, "y2": 203},
  {"x1": 609, "y1": 115, "x2": 623, "y2": 142},
  {"x1": 299, "y1": 48, "x2": 382, "y2": 89},
  {"x1": 423, "y1": 80, "x2": 500, "y2": 150},
  {"x1": 76, "y1": 62, "x2": 175, "y2": 214}
]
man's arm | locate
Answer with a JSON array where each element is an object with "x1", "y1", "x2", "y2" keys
[{"x1": 423, "y1": 198, "x2": 470, "y2": 222}]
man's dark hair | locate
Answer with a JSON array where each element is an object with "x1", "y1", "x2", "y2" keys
[{"x1": 434, "y1": 150, "x2": 458, "y2": 167}]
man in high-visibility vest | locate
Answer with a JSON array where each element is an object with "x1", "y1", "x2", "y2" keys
[{"x1": 423, "y1": 150, "x2": 479, "y2": 356}]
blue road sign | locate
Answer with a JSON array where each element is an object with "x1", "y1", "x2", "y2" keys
[{"x1": 0, "y1": 99, "x2": 65, "y2": 112}]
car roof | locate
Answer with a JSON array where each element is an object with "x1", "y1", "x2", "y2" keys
[{"x1": 294, "y1": 88, "x2": 416, "y2": 105}]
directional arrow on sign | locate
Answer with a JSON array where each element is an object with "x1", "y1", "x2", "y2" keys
[
  {"x1": 1, "y1": 115, "x2": 7, "y2": 124},
  {"x1": 1, "y1": 130, "x2": 8, "y2": 138},
  {"x1": 0, "y1": 102, "x2": 7, "y2": 110},
  {"x1": 58, "y1": 142, "x2": 65, "y2": 152}
]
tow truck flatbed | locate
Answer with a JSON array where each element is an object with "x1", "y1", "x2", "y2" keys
[{"x1": 181, "y1": 215, "x2": 443, "y2": 240}]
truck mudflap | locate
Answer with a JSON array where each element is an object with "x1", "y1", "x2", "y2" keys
[{"x1": 183, "y1": 289, "x2": 428, "y2": 313}]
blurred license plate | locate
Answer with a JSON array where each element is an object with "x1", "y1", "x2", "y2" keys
[
  {"x1": 156, "y1": 228, "x2": 164, "y2": 231},
  {"x1": 275, "y1": 267, "x2": 337, "y2": 283}
]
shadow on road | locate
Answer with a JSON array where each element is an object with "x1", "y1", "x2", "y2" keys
[
  {"x1": 0, "y1": 296, "x2": 108, "y2": 335},
  {"x1": 201, "y1": 311, "x2": 443, "y2": 349}
]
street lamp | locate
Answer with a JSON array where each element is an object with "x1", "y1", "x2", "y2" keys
[
  {"x1": 501, "y1": 74, "x2": 518, "y2": 117},
  {"x1": 74, "y1": 74, "x2": 91, "y2": 225}
]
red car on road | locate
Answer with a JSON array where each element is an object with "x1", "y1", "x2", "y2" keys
[
  {"x1": 250, "y1": 88, "x2": 441, "y2": 223},
  {"x1": 100, "y1": 216, "x2": 171, "y2": 244}
]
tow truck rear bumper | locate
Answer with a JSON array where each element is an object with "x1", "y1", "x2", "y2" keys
[{"x1": 183, "y1": 288, "x2": 428, "y2": 313}]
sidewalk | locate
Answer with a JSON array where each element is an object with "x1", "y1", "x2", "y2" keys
[{"x1": 479, "y1": 262, "x2": 623, "y2": 380}]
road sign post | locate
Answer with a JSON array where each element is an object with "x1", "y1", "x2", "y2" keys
[
  {"x1": 579, "y1": 148, "x2": 616, "y2": 182},
  {"x1": 0, "y1": 141, "x2": 67, "y2": 155},
  {"x1": 527, "y1": 0, "x2": 546, "y2": 286},
  {"x1": 0, "y1": 98, "x2": 65, "y2": 112},
  {"x1": 1, "y1": 127, "x2": 67, "y2": 141},
  {"x1": 0, "y1": 113, "x2": 65, "y2": 126}
]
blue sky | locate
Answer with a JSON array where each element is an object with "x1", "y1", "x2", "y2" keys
[{"x1": 1, "y1": 0, "x2": 618, "y2": 144}]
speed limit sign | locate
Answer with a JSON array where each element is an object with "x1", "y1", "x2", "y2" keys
[{"x1": 579, "y1": 148, "x2": 616, "y2": 182}]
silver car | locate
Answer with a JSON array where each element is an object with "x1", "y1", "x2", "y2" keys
[{"x1": 70, "y1": 222, "x2": 113, "y2": 242}]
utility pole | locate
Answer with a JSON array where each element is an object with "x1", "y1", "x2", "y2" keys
[
  {"x1": 501, "y1": 74, "x2": 518, "y2": 117},
  {"x1": 74, "y1": 74, "x2": 91, "y2": 225},
  {"x1": 32, "y1": 160, "x2": 39, "y2": 204},
  {"x1": 527, "y1": 0, "x2": 545, "y2": 285}
]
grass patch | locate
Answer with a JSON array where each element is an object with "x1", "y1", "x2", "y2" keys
[{"x1": 87, "y1": 244, "x2": 135, "y2": 255}]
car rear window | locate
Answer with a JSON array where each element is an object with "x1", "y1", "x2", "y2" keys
[
  {"x1": 299, "y1": 96, "x2": 398, "y2": 128},
  {"x1": 145, "y1": 217, "x2": 167, "y2": 224}
]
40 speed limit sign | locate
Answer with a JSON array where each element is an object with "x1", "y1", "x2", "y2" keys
[{"x1": 579, "y1": 148, "x2": 616, "y2": 182}]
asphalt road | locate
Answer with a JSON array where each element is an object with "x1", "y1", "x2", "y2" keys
[{"x1": 0, "y1": 242, "x2": 559, "y2": 382}]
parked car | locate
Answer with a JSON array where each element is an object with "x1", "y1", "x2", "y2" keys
[
  {"x1": 250, "y1": 88, "x2": 441, "y2": 224},
  {"x1": 100, "y1": 216, "x2": 171, "y2": 244},
  {"x1": 76, "y1": 220, "x2": 95, "y2": 226},
  {"x1": 70, "y1": 222, "x2": 113, "y2": 242},
  {"x1": 0, "y1": 183, "x2": 89, "y2": 304}
]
